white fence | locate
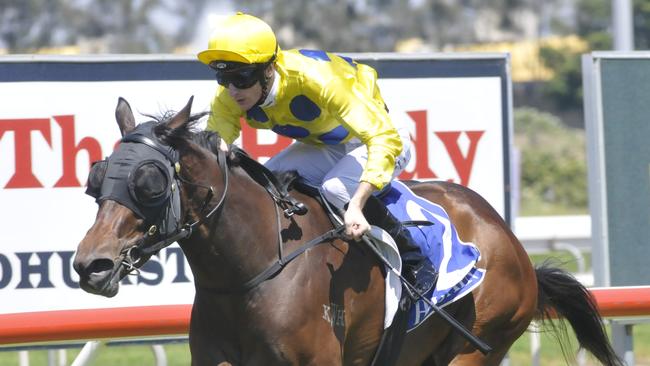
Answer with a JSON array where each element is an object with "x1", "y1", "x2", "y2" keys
[
  {"x1": 515, "y1": 214, "x2": 592, "y2": 282},
  {"x1": 515, "y1": 214, "x2": 592, "y2": 254}
]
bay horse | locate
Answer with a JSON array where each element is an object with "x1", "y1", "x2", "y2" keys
[{"x1": 73, "y1": 97, "x2": 622, "y2": 366}]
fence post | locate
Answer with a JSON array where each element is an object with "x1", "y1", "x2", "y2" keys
[
  {"x1": 611, "y1": 322, "x2": 634, "y2": 365},
  {"x1": 71, "y1": 341, "x2": 104, "y2": 366},
  {"x1": 18, "y1": 350, "x2": 29, "y2": 366},
  {"x1": 530, "y1": 322, "x2": 540, "y2": 366},
  {"x1": 58, "y1": 349, "x2": 67, "y2": 366},
  {"x1": 47, "y1": 350, "x2": 56, "y2": 366},
  {"x1": 151, "y1": 345, "x2": 168, "y2": 366}
]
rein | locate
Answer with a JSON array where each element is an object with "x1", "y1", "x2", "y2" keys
[
  {"x1": 225, "y1": 225, "x2": 344, "y2": 293},
  {"x1": 199, "y1": 148, "x2": 343, "y2": 294}
]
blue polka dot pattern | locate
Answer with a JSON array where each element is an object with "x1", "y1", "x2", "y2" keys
[
  {"x1": 246, "y1": 106, "x2": 269, "y2": 122},
  {"x1": 290, "y1": 95, "x2": 321, "y2": 121},
  {"x1": 338, "y1": 55, "x2": 356, "y2": 68},
  {"x1": 299, "y1": 49, "x2": 331, "y2": 61},
  {"x1": 272, "y1": 125, "x2": 310, "y2": 139},
  {"x1": 318, "y1": 125, "x2": 350, "y2": 145}
]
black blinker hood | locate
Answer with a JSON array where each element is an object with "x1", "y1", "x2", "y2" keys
[{"x1": 94, "y1": 122, "x2": 181, "y2": 235}]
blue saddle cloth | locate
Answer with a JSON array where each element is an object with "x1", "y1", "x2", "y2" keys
[{"x1": 379, "y1": 181, "x2": 486, "y2": 331}]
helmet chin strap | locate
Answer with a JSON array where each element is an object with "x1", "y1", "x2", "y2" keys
[
  {"x1": 253, "y1": 53, "x2": 277, "y2": 107},
  {"x1": 255, "y1": 71, "x2": 272, "y2": 107},
  {"x1": 254, "y1": 59, "x2": 273, "y2": 107}
]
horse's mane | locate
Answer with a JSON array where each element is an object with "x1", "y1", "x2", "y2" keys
[
  {"x1": 148, "y1": 110, "x2": 299, "y2": 193},
  {"x1": 148, "y1": 111, "x2": 221, "y2": 157}
]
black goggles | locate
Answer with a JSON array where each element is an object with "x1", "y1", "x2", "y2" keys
[{"x1": 212, "y1": 65, "x2": 263, "y2": 89}]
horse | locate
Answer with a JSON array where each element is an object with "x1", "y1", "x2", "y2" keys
[{"x1": 73, "y1": 97, "x2": 622, "y2": 366}]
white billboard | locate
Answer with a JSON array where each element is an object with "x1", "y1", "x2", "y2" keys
[{"x1": 0, "y1": 55, "x2": 511, "y2": 316}]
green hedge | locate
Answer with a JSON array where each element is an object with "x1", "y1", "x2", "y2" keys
[{"x1": 514, "y1": 107, "x2": 588, "y2": 215}]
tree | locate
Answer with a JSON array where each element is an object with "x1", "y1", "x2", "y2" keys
[
  {"x1": 575, "y1": 0, "x2": 650, "y2": 49},
  {"x1": 0, "y1": 0, "x2": 206, "y2": 53},
  {"x1": 634, "y1": 0, "x2": 650, "y2": 48},
  {"x1": 514, "y1": 108, "x2": 588, "y2": 215},
  {"x1": 537, "y1": 0, "x2": 613, "y2": 112}
]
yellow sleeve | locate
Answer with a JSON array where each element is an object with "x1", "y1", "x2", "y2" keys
[
  {"x1": 318, "y1": 75, "x2": 402, "y2": 190},
  {"x1": 206, "y1": 88, "x2": 243, "y2": 144}
]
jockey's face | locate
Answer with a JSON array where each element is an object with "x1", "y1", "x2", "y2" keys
[
  {"x1": 228, "y1": 80, "x2": 263, "y2": 111},
  {"x1": 226, "y1": 64, "x2": 274, "y2": 112}
]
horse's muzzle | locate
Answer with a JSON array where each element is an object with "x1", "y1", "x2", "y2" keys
[{"x1": 73, "y1": 255, "x2": 121, "y2": 297}]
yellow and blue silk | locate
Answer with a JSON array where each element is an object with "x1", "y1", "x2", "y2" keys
[{"x1": 207, "y1": 49, "x2": 403, "y2": 190}]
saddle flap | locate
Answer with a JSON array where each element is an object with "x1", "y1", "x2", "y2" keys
[{"x1": 367, "y1": 225, "x2": 403, "y2": 329}]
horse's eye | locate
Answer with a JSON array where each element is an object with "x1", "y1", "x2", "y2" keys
[
  {"x1": 85, "y1": 160, "x2": 107, "y2": 199},
  {"x1": 129, "y1": 162, "x2": 170, "y2": 206}
]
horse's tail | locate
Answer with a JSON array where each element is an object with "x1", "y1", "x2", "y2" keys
[{"x1": 534, "y1": 262, "x2": 623, "y2": 366}]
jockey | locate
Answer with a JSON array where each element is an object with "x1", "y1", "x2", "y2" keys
[{"x1": 197, "y1": 12, "x2": 437, "y2": 294}]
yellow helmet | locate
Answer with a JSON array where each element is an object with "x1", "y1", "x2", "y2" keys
[{"x1": 197, "y1": 12, "x2": 277, "y2": 65}]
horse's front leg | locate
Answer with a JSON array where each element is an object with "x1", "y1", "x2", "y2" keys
[
  {"x1": 188, "y1": 298, "x2": 237, "y2": 366},
  {"x1": 191, "y1": 356, "x2": 231, "y2": 366},
  {"x1": 189, "y1": 333, "x2": 230, "y2": 366},
  {"x1": 189, "y1": 325, "x2": 231, "y2": 365}
]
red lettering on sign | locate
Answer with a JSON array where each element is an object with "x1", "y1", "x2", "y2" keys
[
  {"x1": 53, "y1": 115, "x2": 102, "y2": 187},
  {"x1": 1, "y1": 111, "x2": 487, "y2": 189},
  {"x1": 399, "y1": 110, "x2": 437, "y2": 180},
  {"x1": 240, "y1": 118, "x2": 292, "y2": 160},
  {"x1": 0, "y1": 118, "x2": 52, "y2": 188},
  {"x1": 436, "y1": 131, "x2": 484, "y2": 186},
  {"x1": 398, "y1": 110, "x2": 485, "y2": 186}
]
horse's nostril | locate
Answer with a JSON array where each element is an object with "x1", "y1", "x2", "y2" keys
[{"x1": 83, "y1": 258, "x2": 115, "y2": 276}]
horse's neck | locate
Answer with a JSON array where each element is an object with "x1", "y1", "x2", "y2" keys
[{"x1": 181, "y1": 167, "x2": 281, "y2": 289}]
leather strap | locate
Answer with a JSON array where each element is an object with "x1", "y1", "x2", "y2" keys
[{"x1": 200, "y1": 226, "x2": 344, "y2": 294}]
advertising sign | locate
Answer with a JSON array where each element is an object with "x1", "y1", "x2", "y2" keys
[
  {"x1": 0, "y1": 54, "x2": 511, "y2": 315},
  {"x1": 583, "y1": 52, "x2": 650, "y2": 287}
]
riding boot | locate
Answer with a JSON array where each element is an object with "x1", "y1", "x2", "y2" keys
[{"x1": 362, "y1": 195, "x2": 438, "y2": 296}]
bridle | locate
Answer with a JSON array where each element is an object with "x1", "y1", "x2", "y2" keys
[
  {"x1": 118, "y1": 133, "x2": 230, "y2": 270},
  {"x1": 104, "y1": 127, "x2": 342, "y2": 293}
]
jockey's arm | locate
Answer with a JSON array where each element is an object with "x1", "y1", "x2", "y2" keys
[
  {"x1": 207, "y1": 88, "x2": 243, "y2": 146},
  {"x1": 319, "y1": 79, "x2": 402, "y2": 190},
  {"x1": 318, "y1": 79, "x2": 402, "y2": 241}
]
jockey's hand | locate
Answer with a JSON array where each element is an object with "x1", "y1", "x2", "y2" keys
[
  {"x1": 344, "y1": 203, "x2": 370, "y2": 241},
  {"x1": 344, "y1": 181, "x2": 376, "y2": 241}
]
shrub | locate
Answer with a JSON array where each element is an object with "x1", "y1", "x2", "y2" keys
[{"x1": 514, "y1": 107, "x2": 588, "y2": 215}]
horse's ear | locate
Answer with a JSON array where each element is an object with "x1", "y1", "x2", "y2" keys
[
  {"x1": 167, "y1": 96, "x2": 194, "y2": 130},
  {"x1": 115, "y1": 97, "x2": 136, "y2": 137}
]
